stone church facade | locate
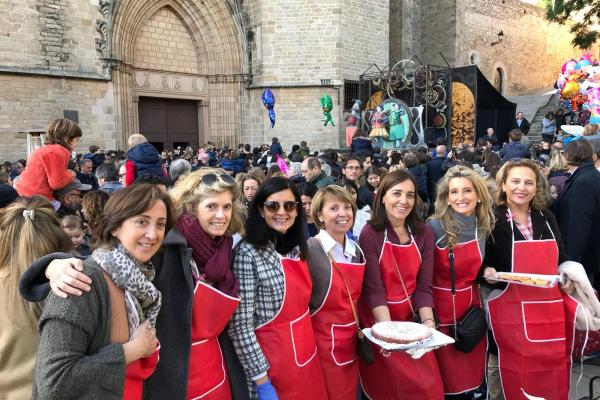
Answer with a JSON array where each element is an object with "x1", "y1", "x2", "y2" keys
[{"x1": 0, "y1": 0, "x2": 584, "y2": 160}]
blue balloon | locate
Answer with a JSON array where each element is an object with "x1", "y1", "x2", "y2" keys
[{"x1": 262, "y1": 89, "x2": 276, "y2": 128}]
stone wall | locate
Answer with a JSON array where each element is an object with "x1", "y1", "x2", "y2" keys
[
  {"x1": 133, "y1": 6, "x2": 200, "y2": 74},
  {"x1": 341, "y1": 0, "x2": 389, "y2": 79},
  {"x1": 389, "y1": 0, "x2": 421, "y2": 62},
  {"x1": 457, "y1": 0, "x2": 580, "y2": 95},
  {"x1": 419, "y1": 0, "x2": 457, "y2": 66},
  {"x1": 0, "y1": 74, "x2": 115, "y2": 161},
  {"x1": 242, "y1": 87, "x2": 342, "y2": 151},
  {"x1": 0, "y1": 0, "x2": 102, "y2": 74}
]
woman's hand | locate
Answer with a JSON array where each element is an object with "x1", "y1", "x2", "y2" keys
[
  {"x1": 560, "y1": 278, "x2": 575, "y2": 295},
  {"x1": 421, "y1": 319, "x2": 436, "y2": 329},
  {"x1": 46, "y1": 258, "x2": 91, "y2": 298},
  {"x1": 483, "y1": 267, "x2": 499, "y2": 284},
  {"x1": 123, "y1": 320, "x2": 158, "y2": 364}
]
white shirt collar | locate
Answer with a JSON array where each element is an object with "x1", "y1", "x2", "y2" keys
[{"x1": 315, "y1": 229, "x2": 357, "y2": 258}]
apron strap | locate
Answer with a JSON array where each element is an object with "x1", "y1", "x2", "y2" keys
[{"x1": 386, "y1": 227, "x2": 417, "y2": 319}]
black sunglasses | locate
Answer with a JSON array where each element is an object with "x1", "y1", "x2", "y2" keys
[
  {"x1": 201, "y1": 172, "x2": 235, "y2": 186},
  {"x1": 263, "y1": 200, "x2": 299, "y2": 213}
]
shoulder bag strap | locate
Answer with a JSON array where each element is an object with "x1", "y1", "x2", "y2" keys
[{"x1": 448, "y1": 246, "x2": 458, "y2": 339}]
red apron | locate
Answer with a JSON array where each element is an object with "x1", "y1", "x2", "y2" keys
[
  {"x1": 187, "y1": 280, "x2": 240, "y2": 400},
  {"x1": 488, "y1": 216, "x2": 579, "y2": 400},
  {"x1": 124, "y1": 345, "x2": 160, "y2": 399},
  {"x1": 311, "y1": 252, "x2": 365, "y2": 400},
  {"x1": 255, "y1": 256, "x2": 327, "y2": 400},
  {"x1": 358, "y1": 229, "x2": 444, "y2": 400},
  {"x1": 433, "y1": 237, "x2": 487, "y2": 394}
]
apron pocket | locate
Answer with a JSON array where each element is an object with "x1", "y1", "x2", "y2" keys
[
  {"x1": 290, "y1": 309, "x2": 318, "y2": 367},
  {"x1": 188, "y1": 338, "x2": 227, "y2": 398},
  {"x1": 433, "y1": 286, "x2": 473, "y2": 326},
  {"x1": 522, "y1": 300, "x2": 566, "y2": 342},
  {"x1": 331, "y1": 322, "x2": 358, "y2": 366}
]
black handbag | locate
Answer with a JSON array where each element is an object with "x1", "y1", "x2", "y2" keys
[
  {"x1": 328, "y1": 254, "x2": 375, "y2": 365},
  {"x1": 447, "y1": 246, "x2": 487, "y2": 353}
]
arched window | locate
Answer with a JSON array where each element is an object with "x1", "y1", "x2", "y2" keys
[
  {"x1": 469, "y1": 52, "x2": 478, "y2": 65},
  {"x1": 493, "y1": 67, "x2": 504, "y2": 94}
]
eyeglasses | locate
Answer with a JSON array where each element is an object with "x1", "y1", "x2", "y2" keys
[
  {"x1": 201, "y1": 172, "x2": 235, "y2": 186},
  {"x1": 263, "y1": 200, "x2": 299, "y2": 213}
]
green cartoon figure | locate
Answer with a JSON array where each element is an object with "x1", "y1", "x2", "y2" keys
[{"x1": 321, "y1": 94, "x2": 335, "y2": 126}]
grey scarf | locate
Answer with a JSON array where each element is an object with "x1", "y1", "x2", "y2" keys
[{"x1": 91, "y1": 245, "x2": 162, "y2": 335}]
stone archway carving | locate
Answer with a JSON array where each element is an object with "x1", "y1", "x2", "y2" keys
[{"x1": 108, "y1": 0, "x2": 247, "y2": 149}]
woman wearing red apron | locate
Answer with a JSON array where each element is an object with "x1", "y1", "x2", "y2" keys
[
  {"x1": 31, "y1": 184, "x2": 173, "y2": 398},
  {"x1": 428, "y1": 166, "x2": 495, "y2": 397},
  {"x1": 358, "y1": 170, "x2": 444, "y2": 400},
  {"x1": 307, "y1": 185, "x2": 366, "y2": 400},
  {"x1": 482, "y1": 159, "x2": 578, "y2": 400},
  {"x1": 229, "y1": 177, "x2": 327, "y2": 400}
]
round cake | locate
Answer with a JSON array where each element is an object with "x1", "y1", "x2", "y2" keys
[{"x1": 371, "y1": 321, "x2": 432, "y2": 344}]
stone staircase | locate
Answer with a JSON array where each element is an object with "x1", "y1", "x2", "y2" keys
[{"x1": 506, "y1": 89, "x2": 557, "y2": 143}]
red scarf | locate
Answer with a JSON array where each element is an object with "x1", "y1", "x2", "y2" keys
[{"x1": 176, "y1": 213, "x2": 239, "y2": 296}]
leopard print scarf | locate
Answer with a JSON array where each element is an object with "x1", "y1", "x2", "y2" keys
[{"x1": 91, "y1": 245, "x2": 162, "y2": 336}]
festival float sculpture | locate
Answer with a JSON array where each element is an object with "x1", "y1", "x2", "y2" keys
[{"x1": 321, "y1": 94, "x2": 335, "y2": 126}]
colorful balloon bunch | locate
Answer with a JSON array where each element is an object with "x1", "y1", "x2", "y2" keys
[{"x1": 556, "y1": 52, "x2": 600, "y2": 123}]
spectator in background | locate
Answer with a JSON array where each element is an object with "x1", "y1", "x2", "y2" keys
[
  {"x1": 95, "y1": 162, "x2": 123, "y2": 194},
  {"x1": 299, "y1": 181, "x2": 319, "y2": 238},
  {"x1": 270, "y1": 136, "x2": 283, "y2": 157},
  {"x1": 54, "y1": 179, "x2": 91, "y2": 218},
  {"x1": 591, "y1": 140, "x2": 600, "y2": 171},
  {"x1": 288, "y1": 145, "x2": 304, "y2": 163},
  {"x1": 15, "y1": 119, "x2": 80, "y2": 201},
  {"x1": 427, "y1": 145, "x2": 446, "y2": 214},
  {"x1": 81, "y1": 190, "x2": 109, "y2": 236},
  {"x1": 513, "y1": 111, "x2": 530, "y2": 136},
  {"x1": 169, "y1": 158, "x2": 192, "y2": 186},
  {"x1": 125, "y1": 133, "x2": 166, "y2": 186},
  {"x1": 341, "y1": 157, "x2": 373, "y2": 209},
  {"x1": 499, "y1": 130, "x2": 531, "y2": 162},
  {"x1": 9, "y1": 160, "x2": 25, "y2": 181},
  {"x1": 541, "y1": 112, "x2": 556, "y2": 143},
  {"x1": 299, "y1": 140, "x2": 311, "y2": 158},
  {"x1": 0, "y1": 170, "x2": 12, "y2": 186},
  {"x1": 301, "y1": 157, "x2": 334, "y2": 188},
  {"x1": 555, "y1": 107, "x2": 567, "y2": 131},
  {"x1": 60, "y1": 215, "x2": 91, "y2": 257},
  {"x1": 83, "y1": 145, "x2": 105, "y2": 171},
  {"x1": 547, "y1": 149, "x2": 570, "y2": 199},
  {"x1": 404, "y1": 152, "x2": 428, "y2": 204},
  {"x1": 484, "y1": 128, "x2": 501, "y2": 151},
  {"x1": 76, "y1": 159, "x2": 100, "y2": 191},
  {"x1": 0, "y1": 184, "x2": 18, "y2": 214},
  {"x1": 350, "y1": 128, "x2": 374, "y2": 157},
  {"x1": 365, "y1": 166, "x2": 383, "y2": 193},
  {"x1": 557, "y1": 139, "x2": 600, "y2": 286}
]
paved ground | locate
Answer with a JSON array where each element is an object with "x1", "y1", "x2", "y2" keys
[{"x1": 571, "y1": 358, "x2": 600, "y2": 399}]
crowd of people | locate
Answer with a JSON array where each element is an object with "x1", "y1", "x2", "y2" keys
[{"x1": 1, "y1": 114, "x2": 600, "y2": 400}]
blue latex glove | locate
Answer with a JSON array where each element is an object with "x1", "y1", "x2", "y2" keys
[{"x1": 256, "y1": 379, "x2": 279, "y2": 400}]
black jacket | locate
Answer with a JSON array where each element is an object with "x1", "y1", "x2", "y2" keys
[
  {"x1": 482, "y1": 206, "x2": 568, "y2": 280},
  {"x1": 512, "y1": 118, "x2": 530, "y2": 135},
  {"x1": 556, "y1": 162, "x2": 600, "y2": 278},
  {"x1": 349, "y1": 137, "x2": 374, "y2": 157}
]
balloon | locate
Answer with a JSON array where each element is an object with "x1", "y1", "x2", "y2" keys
[
  {"x1": 579, "y1": 59, "x2": 591, "y2": 68},
  {"x1": 261, "y1": 89, "x2": 276, "y2": 128},
  {"x1": 320, "y1": 94, "x2": 334, "y2": 126},
  {"x1": 562, "y1": 59, "x2": 578, "y2": 75},
  {"x1": 561, "y1": 81, "x2": 580, "y2": 99},
  {"x1": 557, "y1": 76, "x2": 566, "y2": 89}
]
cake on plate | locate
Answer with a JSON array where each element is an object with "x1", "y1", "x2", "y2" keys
[{"x1": 371, "y1": 321, "x2": 432, "y2": 344}]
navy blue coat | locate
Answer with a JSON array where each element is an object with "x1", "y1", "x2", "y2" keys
[{"x1": 127, "y1": 143, "x2": 164, "y2": 179}]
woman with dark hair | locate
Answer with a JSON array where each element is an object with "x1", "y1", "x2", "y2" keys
[
  {"x1": 365, "y1": 166, "x2": 383, "y2": 193},
  {"x1": 358, "y1": 170, "x2": 443, "y2": 400},
  {"x1": 228, "y1": 177, "x2": 327, "y2": 399},
  {"x1": 31, "y1": 184, "x2": 175, "y2": 399},
  {"x1": 483, "y1": 159, "x2": 577, "y2": 400},
  {"x1": 299, "y1": 181, "x2": 319, "y2": 238},
  {"x1": 81, "y1": 190, "x2": 110, "y2": 235}
]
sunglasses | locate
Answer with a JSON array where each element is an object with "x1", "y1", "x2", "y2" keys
[
  {"x1": 201, "y1": 172, "x2": 235, "y2": 186},
  {"x1": 263, "y1": 200, "x2": 299, "y2": 213}
]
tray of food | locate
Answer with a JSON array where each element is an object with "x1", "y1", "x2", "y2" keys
[
  {"x1": 493, "y1": 272, "x2": 561, "y2": 288},
  {"x1": 363, "y1": 321, "x2": 454, "y2": 352}
]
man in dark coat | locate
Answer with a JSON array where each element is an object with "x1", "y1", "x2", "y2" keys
[
  {"x1": 512, "y1": 111, "x2": 530, "y2": 135},
  {"x1": 557, "y1": 140, "x2": 600, "y2": 286},
  {"x1": 500, "y1": 130, "x2": 531, "y2": 162}
]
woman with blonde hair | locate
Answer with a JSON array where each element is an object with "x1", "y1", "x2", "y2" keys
[
  {"x1": 547, "y1": 149, "x2": 569, "y2": 199},
  {"x1": 427, "y1": 166, "x2": 494, "y2": 396},
  {"x1": 482, "y1": 159, "x2": 577, "y2": 400},
  {"x1": 1, "y1": 197, "x2": 73, "y2": 399},
  {"x1": 307, "y1": 185, "x2": 366, "y2": 400},
  {"x1": 163, "y1": 167, "x2": 246, "y2": 399}
]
